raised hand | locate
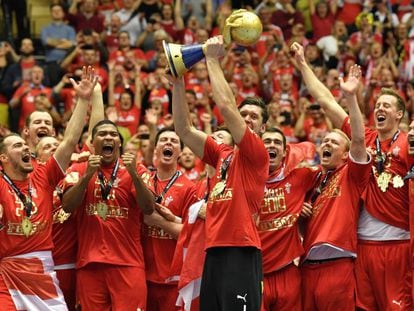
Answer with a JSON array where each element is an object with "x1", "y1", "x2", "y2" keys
[
  {"x1": 70, "y1": 66, "x2": 99, "y2": 101},
  {"x1": 204, "y1": 36, "x2": 225, "y2": 59},
  {"x1": 145, "y1": 108, "x2": 159, "y2": 126},
  {"x1": 85, "y1": 154, "x2": 102, "y2": 177},
  {"x1": 290, "y1": 42, "x2": 306, "y2": 66},
  {"x1": 121, "y1": 152, "x2": 137, "y2": 175},
  {"x1": 339, "y1": 64, "x2": 362, "y2": 96}
]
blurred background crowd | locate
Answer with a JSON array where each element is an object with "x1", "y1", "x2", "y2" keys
[{"x1": 1, "y1": 0, "x2": 414, "y2": 169}]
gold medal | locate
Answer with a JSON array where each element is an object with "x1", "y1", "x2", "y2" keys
[
  {"x1": 54, "y1": 209, "x2": 71, "y2": 224},
  {"x1": 377, "y1": 172, "x2": 391, "y2": 192},
  {"x1": 96, "y1": 202, "x2": 108, "y2": 221},
  {"x1": 21, "y1": 217, "x2": 33, "y2": 237},
  {"x1": 392, "y1": 175, "x2": 404, "y2": 188},
  {"x1": 211, "y1": 181, "x2": 226, "y2": 198}
]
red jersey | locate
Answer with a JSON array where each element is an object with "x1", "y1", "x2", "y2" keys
[
  {"x1": 12, "y1": 84, "x2": 53, "y2": 130},
  {"x1": 52, "y1": 183, "x2": 77, "y2": 266},
  {"x1": 115, "y1": 103, "x2": 141, "y2": 136},
  {"x1": 260, "y1": 166, "x2": 320, "y2": 273},
  {"x1": 59, "y1": 88, "x2": 76, "y2": 113},
  {"x1": 109, "y1": 49, "x2": 146, "y2": 65},
  {"x1": 62, "y1": 160, "x2": 146, "y2": 269},
  {"x1": 0, "y1": 157, "x2": 64, "y2": 258},
  {"x1": 342, "y1": 117, "x2": 413, "y2": 230},
  {"x1": 142, "y1": 171, "x2": 197, "y2": 283},
  {"x1": 202, "y1": 127, "x2": 269, "y2": 249},
  {"x1": 303, "y1": 159, "x2": 372, "y2": 258}
]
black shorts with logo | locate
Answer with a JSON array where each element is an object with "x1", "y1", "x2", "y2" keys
[{"x1": 200, "y1": 246, "x2": 263, "y2": 311}]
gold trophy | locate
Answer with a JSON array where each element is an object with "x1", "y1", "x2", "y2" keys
[{"x1": 163, "y1": 9, "x2": 263, "y2": 77}]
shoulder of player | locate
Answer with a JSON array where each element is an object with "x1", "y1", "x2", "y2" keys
[{"x1": 175, "y1": 173, "x2": 196, "y2": 188}]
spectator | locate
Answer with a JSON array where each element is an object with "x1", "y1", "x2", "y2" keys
[
  {"x1": 271, "y1": 0, "x2": 305, "y2": 41},
  {"x1": 67, "y1": 0, "x2": 105, "y2": 35},
  {"x1": 41, "y1": 4, "x2": 76, "y2": 63},
  {"x1": 0, "y1": 41, "x2": 19, "y2": 128},
  {"x1": 309, "y1": 0, "x2": 337, "y2": 41},
  {"x1": 101, "y1": 14, "x2": 123, "y2": 54},
  {"x1": 9, "y1": 65, "x2": 53, "y2": 131}
]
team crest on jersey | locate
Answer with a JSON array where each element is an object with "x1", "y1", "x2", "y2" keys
[
  {"x1": 392, "y1": 146, "x2": 400, "y2": 157},
  {"x1": 285, "y1": 183, "x2": 291, "y2": 193},
  {"x1": 31, "y1": 187, "x2": 38, "y2": 198},
  {"x1": 164, "y1": 195, "x2": 173, "y2": 207},
  {"x1": 113, "y1": 177, "x2": 120, "y2": 188}
]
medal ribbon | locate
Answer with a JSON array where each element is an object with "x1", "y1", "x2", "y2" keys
[
  {"x1": 154, "y1": 171, "x2": 181, "y2": 204},
  {"x1": 375, "y1": 130, "x2": 400, "y2": 174},
  {"x1": 97, "y1": 159, "x2": 120, "y2": 201},
  {"x1": 219, "y1": 154, "x2": 233, "y2": 181},
  {"x1": 404, "y1": 165, "x2": 414, "y2": 180},
  {"x1": 310, "y1": 170, "x2": 332, "y2": 204},
  {"x1": 2, "y1": 172, "x2": 33, "y2": 218}
]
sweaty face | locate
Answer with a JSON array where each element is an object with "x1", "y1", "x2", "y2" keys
[
  {"x1": 155, "y1": 131, "x2": 181, "y2": 167},
  {"x1": 239, "y1": 104, "x2": 264, "y2": 135},
  {"x1": 26, "y1": 111, "x2": 54, "y2": 148},
  {"x1": 36, "y1": 136, "x2": 59, "y2": 162},
  {"x1": 1, "y1": 136, "x2": 33, "y2": 174},
  {"x1": 92, "y1": 124, "x2": 122, "y2": 164},
  {"x1": 319, "y1": 132, "x2": 348, "y2": 170},
  {"x1": 374, "y1": 94, "x2": 403, "y2": 134},
  {"x1": 262, "y1": 132, "x2": 285, "y2": 172}
]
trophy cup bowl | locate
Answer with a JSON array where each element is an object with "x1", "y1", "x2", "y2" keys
[{"x1": 163, "y1": 10, "x2": 262, "y2": 77}]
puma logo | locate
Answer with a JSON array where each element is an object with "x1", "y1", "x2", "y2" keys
[
  {"x1": 237, "y1": 293, "x2": 247, "y2": 303},
  {"x1": 392, "y1": 300, "x2": 402, "y2": 308}
]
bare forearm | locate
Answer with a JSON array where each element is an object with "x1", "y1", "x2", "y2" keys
[
  {"x1": 298, "y1": 62, "x2": 347, "y2": 128},
  {"x1": 206, "y1": 58, "x2": 235, "y2": 110},
  {"x1": 65, "y1": 98, "x2": 88, "y2": 145},
  {"x1": 131, "y1": 171, "x2": 154, "y2": 215},
  {"x1": 155, "y1": 219, "x2": 183, "y2": 239},
  {"x1": 62, "y1": 174, "x2": 92, "y2": 212},
  {"x1": 346, "y1": 94, "x2": 366, "y2": 161},
  {"x1": 172, "y1": 80, "x2": 194, "y2": 138}
]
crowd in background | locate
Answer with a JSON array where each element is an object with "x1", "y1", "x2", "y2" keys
[{"x1": 1, "y1": 0, "x2": 414, "y2": 164}]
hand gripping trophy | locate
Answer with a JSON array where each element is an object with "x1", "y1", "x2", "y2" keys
[{"x1": 163, "y1": 9, "x2": 263, "y2": 77}]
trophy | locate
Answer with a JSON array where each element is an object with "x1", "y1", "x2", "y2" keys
[{"x1": 163, "y1": 9, "x2": 263, "y2": 78}]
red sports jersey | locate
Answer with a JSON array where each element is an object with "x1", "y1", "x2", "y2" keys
[
  {"x1": 114, "y1": 103, "x2": 141, "y2": 136},
  {"x1": 260, "y1": 166, "x2": 320, "y2": 273},
  {"x1": 0, "y1": 157, "x2": 64, "y2": 258},
  {"x1": 12, "y1": 84, "x2": 53, "y2": 130},
  {"x1": 303, "y1": 159, "x2": 371, "y2": 258},
  {"x1": 342, "y1": 117, "x2": 413, "y2": 230},
  {"x1": 202, "y1": 128, "x2": 269, "y2": 249},
  {"x1": 142, "y1": 171, "x2": 196, "y2": 283},
  {"x1": 62, "y1": 160, "x2": 145, "y2": 269},
  {"x1": 52, "y1": 183, "x2": 77, "y2": 266}
]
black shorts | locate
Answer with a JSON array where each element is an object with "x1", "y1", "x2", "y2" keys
[{"x1": 200, "y1": 246, "x2": 263, "y2": 311}]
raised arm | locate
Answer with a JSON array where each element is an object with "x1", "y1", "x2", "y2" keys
[
  {"x1": 205, "y1": 36, "x2": 246, "y2": 143},
  {"x1": 84, "y1": 82, "x2": 104, "y2": 151},
  {"x1": 339, "y1": 64, "x2": 367, "y2": 162},
  {"x1": 121, "y1": 152, "x2": 154, "y2": 215},
  {"x1": 171, "y1": 76, "x2": 207, "y2": 159},
  {"x1": 54, "y1": 66, "x2": 98, "y2": 171},
  {"x1": 291, "y1": 42, "x2": 347, "y2": 128}
]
